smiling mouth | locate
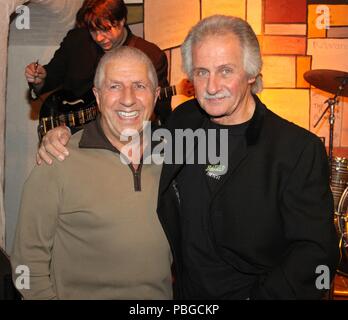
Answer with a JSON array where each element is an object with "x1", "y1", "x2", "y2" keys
[
  {"x1": 205, "y1": 97, "x2": 227, "y2": 104},
  {"x1": 117, "y1": 111, "x2": 139, "y2": 119}
]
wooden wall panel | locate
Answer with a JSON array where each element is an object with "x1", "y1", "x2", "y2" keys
[
  {"x1": 258, "y1": 89, "x2": 310, "y2": 129},
  {"x1": 202, "y1": 0, "x2": 246, "y2": 19},
  {"x1": 264, "y1": 24, "x2": 306, "y2": 36},
  {"x1": 307, "y1": 39, "x2": 348, "y2": 71},
  {"x1": 246, "y1": 0, "x2": 262, "y2": 35},
  {"x1": 262, "y1": 56, "x2": 296, "y2": 88},
  {"x1": 327, "y1": 27, "x2": 348, "y2": 38},
  {"x1": 264, "y1": 0, "x2": 307, "y2": 23},
  {"x1": 296, "y1": 56, "x2": 312, "y2": 88},
  {"x1": 144, "y1": 0, "x2": 200, "y2": 49},
  {"x1": 307, "y1": 4, "x2": 327, "y2": 38},
  {"x1": 260, "y1": 36, "x2": 306, "y2": 55}
]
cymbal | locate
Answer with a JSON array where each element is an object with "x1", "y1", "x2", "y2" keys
[{"x1": 304, "y1": 69, "x2": 348, "y2": 97}]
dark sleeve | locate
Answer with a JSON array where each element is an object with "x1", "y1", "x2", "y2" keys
[
  {"x1": 39, "y1": 29, "x2": 76, "y2": 94},
  {"x1": 153, "y1": 51, "x2": 172, "y2": 126},
  {"x1": 250, "y1": 137, "x2": 339, "y2": 299}
]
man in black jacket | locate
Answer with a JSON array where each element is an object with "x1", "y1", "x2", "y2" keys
[
  {"x1": 157, "y1": 15, "x2": 339, "y2": 299},
  {"x1": 35, "y1": 15, "x2": 339, "y2": 300},
  {"x1": 25, "y1": 0, "x2": 171, "y2": 125}
]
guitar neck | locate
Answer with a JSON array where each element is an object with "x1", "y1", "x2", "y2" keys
[{"x1": 159, "y1": 85, "x2": 176, "y2": 100}]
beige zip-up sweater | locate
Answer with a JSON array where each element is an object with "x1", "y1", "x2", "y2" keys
[{"x1": 11, "y1": 119, "x2": 172, "y2": 300}]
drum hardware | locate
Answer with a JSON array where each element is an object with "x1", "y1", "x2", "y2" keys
[
  {"x1": 336, "y1": 187, "x2": 348, "y2": 278},
  {"x1": 331, "y1": 157, "x2": 348, "y2": 210},
  {"x1": 304, "y1": 69, "x2": 348, "y2": 167},
  {"x1": 304, "y1": 70, "x2": 348, "y2": 290}
]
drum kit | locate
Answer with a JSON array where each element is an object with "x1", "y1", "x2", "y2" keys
[{"x1": 304, "y1": 69, "x2": 348, "y2": 278}]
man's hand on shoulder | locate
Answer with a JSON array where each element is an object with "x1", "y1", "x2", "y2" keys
[{"x1": 37, "y1": 126, "x2": 71, "y2": 165}]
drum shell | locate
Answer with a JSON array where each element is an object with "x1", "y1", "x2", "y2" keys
[
  {"x1": 331, "y1": 157, "x2": 348, "y2": 210},
  {"x1": 336, "y1": 186, "x2": 348, "y2": 276}
]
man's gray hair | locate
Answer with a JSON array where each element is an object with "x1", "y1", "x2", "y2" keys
[
  {"x1": 181, "y1": 15, "x2": 263, "y2": 94},
  {"x1": 94, "y1": 46, "x2": 158, "y2": 91}
]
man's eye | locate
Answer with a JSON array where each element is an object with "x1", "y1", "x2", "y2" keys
[
  {"x1": 110, "y1": 84, "x2": 121, "y2": 89},
  {"x1": 194, "y1": 70, "x2": 208, "y2": 77},
  {"x1": 221, "y1": 68, "x2": 233, "y2": 76},
  {"x1": 135, "y1": 83, "x2": 146, "y2": 89}
]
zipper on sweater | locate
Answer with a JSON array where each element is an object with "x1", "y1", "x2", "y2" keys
[{"x1": 128, "y1": 163, "x2": 143, "y2": 192}]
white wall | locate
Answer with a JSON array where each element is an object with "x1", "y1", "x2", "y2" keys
[
  {"x1": 5, "y1": 43, "x2": 60, "y2": 251},
  {"x1": 4, "y1": 0, "x2": 81, "y2": 251}
]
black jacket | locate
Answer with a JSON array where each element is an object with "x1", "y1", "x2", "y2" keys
[{"x1": 157, "y1": 96, "x2": 339, "y2": 299}]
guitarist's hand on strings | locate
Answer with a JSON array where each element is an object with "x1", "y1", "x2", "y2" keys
[
  {"x1": 37, "y1": 126, "x2": 71, "y2": 165},
  {"x1": 25, "y1": 61, "x2": 47, "y2": 89}
]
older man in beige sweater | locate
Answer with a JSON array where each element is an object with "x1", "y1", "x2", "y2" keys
[{"x1": 11, "y1": 47, "x2": 172, "y2": 300}]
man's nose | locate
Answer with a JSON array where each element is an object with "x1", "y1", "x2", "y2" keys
[
  {"x1": 95, "y1": 32, "x2": 105, "y2": 42},
  {"x1": 206, "y1": 74, "x2": 220, "y2": 95},
  {"x1": 120, "y1": 86, "x2": 136, "y2": 107}
]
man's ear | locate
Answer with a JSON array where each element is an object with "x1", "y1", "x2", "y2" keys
[
  {"x1": 248, "y1": 77, "x2": 256, "y2": 85},
  {"x1": 118, "y1": 18, "x2": 126, "y2": 29},
  {"x1": 93, "y1": 87, "x2": 101, "y2": 111},
  {"x1": 154, "y1": 86, "x2": 161, "y2": 105}
]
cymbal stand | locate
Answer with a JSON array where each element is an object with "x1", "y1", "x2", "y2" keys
[
  {"x1": 314, "y1": 78, "x2": 347, "y2": 172},
  {"x1": 312, "y1": 76, "x2": 348, "y2": 299}
]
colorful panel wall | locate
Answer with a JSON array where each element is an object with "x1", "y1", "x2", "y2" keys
[{"x1": 142, "y1": 0, "x2": 348, "y2": 148}]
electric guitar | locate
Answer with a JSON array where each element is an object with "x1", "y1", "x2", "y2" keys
[{"x1": 38, "y1": 79, "x2": 194, "y2": 141}]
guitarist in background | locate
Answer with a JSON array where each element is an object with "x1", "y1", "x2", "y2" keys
[{"x1": 25, "y1": 0, "x2": 172, "y2": 127}]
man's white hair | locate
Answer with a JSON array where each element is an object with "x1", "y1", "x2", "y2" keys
[
  {"x1": 94, "y1": 46, "x2": 158, "y2": 91},
  {"x1": 181, "y1": 15, "x2": 263, "y2": 94}
]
